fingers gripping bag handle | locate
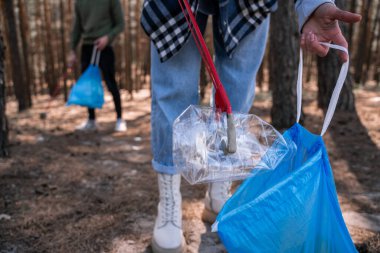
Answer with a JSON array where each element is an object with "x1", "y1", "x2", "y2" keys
[
  {"x1": 178, "y1": 0, "x2": 236, "y2": 153},
  {"x1": 296, "y1": 42, "x2": 349, "y2": 135}
]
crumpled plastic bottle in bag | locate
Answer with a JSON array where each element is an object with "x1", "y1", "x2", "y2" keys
[{"x1": 173, "y1": 105, "x2": 289, "y2": 184}]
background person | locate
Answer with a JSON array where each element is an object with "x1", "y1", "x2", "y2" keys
[{"x1": 69, "y1": 0, "x2": 127, "y2": 132}]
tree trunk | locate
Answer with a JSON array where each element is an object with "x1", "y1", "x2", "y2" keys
[
  {"x1": 1, "y1": 0, "x2": 31, "y2": 111},
  {"x1": 317, "y1": 0, "x2": 355, "y2": 112},
  {"x1": 35, "y1": 0, "x2": 46, "y2": 94},
  {"x1": 125, "y1": 0, "x2": 134, "y2": 96},
  {"x1": 362, "y1": 0, "x2": 376, "y2": 85},
  {"x1": 269, "y1": 1, "x2": 299, "y2": 130},
  {"x1": 257, "y1": 51, "x2": 268, "y2": 91},
  {"x1": 348, "y1": 0, "x2": 357, "y2": 51},
  {"x1": 256, "y1": 62, "x2": 264, "y2": 91},
  {"x1": 134, "y1": 0, "x2": 141, "y2": 90},
  {"x1": 199, "y1": 61, "x2": 208, "y2": 101},
  {"x1": 375, "y1": 24, "x2": 380, "y2": 86},
  {"x1": 60, "y1": 0, "x2": 68, "y2": 101},
  {"x1": 116, "y1": 40, "x2": 123, "y2": 87},
  {"x1": 368, "y1": 0, "x2": 380, "y2": 81},
  {"x1": 305, "y1": 54, "x2": 314, "y2": 83},
  {"x1": 43, "y1": 0, "x2": 58, "y2": 96},
  {"x1": 143, "y1": 40, "x2": 151, "y2": 86},
  {"x1": 0, "y1": 29, "x2": 8, "y2": 157},
  {"x1": 317, "y1": 53, "x2": 355, "y2": 111},
  {"x1": 0, "y1": 12, "x2": 14, "y2": 97},
  {"x1": 17, "y1": 0, "x2": 34, "y2": 100},
  {"x1": 353, "y1": 0, "x2": 372, "y2": 84},
  {"x1": 29, "y1": 15, "x2": 38, "y2": 96}
]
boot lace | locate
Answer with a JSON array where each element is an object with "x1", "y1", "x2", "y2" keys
[{"x1": 159, "y1": 175, "x2": 180, "y2": 228}]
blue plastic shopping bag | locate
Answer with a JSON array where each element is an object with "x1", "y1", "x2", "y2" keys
[
  {"x1": 67, "y1": 48, "x2": 104, "y2": 109},
  {"x1": 213, "y1": 44, "x2": 357, "y2": 253}
]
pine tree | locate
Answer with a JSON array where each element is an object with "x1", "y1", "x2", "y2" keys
[
  {"x1": 0, "y1": 29, "x2": 8, "y2": 157},
  {"x1": 269, "y1": 1, "x2": 299, "y2": 130}
]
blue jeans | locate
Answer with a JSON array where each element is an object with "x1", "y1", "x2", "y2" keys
[{"x1": 150, "y1": 11, "x2": 270, "y2": 174}]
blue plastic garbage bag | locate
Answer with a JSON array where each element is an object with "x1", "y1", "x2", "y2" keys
[
  {"x1": 213, "y1": 44, "x2": 357, "y2": 253},
  {"x1": 67, "y1": 48, "x2": 104, "y2": 109}
]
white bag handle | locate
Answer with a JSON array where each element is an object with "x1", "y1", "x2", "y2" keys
[
  {"x1": 90, "y1": 46, "x2": 101, "y2": 66},
  {"x1": 296, "y1": 42, "x2": 349, "y2": 136}
]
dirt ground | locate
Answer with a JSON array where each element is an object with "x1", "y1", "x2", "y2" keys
[{"x1": 0, "y1": 82, "x2": 379, "y2": 253}]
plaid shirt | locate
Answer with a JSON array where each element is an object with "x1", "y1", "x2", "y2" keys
[
  {"x1": 141, "y1": 0, "x2": 277, "y2": 62},
  {"x1": 141, "y1": 0, "x2": 334, "y2": 62}
]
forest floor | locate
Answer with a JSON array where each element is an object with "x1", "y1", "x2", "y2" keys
[{"x1": 0, "y1": 82, "x2": 380, "y2": 253}]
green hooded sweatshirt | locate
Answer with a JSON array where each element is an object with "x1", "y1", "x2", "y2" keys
[{"x1": 71, "y1": 0, "x2": 125, "y2": 50}]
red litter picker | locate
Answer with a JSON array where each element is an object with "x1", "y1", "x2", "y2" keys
[{"x1": 172, "y1": 0, "x2": 289, "y2": 184}]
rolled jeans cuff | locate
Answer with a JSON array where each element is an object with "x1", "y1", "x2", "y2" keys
[{"x1": 152, "y1": 159, "x2": 179, "y2": 175}]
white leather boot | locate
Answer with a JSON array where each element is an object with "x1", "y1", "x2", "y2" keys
[
  {"x1": 152, "y1": 173, "x2": 185, "y2": 253},
  {"x1": 202, "y1": 181, "x2": 232, "y2": 224}
]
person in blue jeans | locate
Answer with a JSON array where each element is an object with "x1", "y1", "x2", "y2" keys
[{"x1": 141, "y1": 1, "x2": 361, "y2": 252}]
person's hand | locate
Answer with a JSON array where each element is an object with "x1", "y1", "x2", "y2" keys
[
  {"x1": 95, "y1": 35, "x2": 109, "y2": 50},
  {"x1": 301, "y1": 3, "x2": 361, "y2": 61},
  {"x1": 68, "y1": 50, "x2": 76, "y2": 68}
]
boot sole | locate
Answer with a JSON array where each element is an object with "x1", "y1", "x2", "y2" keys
[
  {"x1": 152, "y1": 237, "x2": 186, "y2": 253},
  {"x1": 201, "y1": 208, "x2": 218, "y2": 224}
]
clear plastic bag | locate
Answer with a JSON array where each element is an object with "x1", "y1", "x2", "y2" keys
[{"x1": 173, "y1": 105, "x2": 289, "y2": 184}]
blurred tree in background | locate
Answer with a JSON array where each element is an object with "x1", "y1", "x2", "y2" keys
[
  {"x1": 0, "y1": 0, "x2": 378, "y2": 125},
  {"x1": 0, "y1": 28, "x2": 8, "y2": 157}
]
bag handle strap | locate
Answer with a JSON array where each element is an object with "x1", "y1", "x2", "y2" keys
[
  {"x1": 296, "y1": 42, "x2": 349, "y2": 136},
  {"x1": 90, "y1": 46, "x2": 101, "y2": 66},
  {"x1": 178, "y1": 0, "x2": 236, "y2": 153}
]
